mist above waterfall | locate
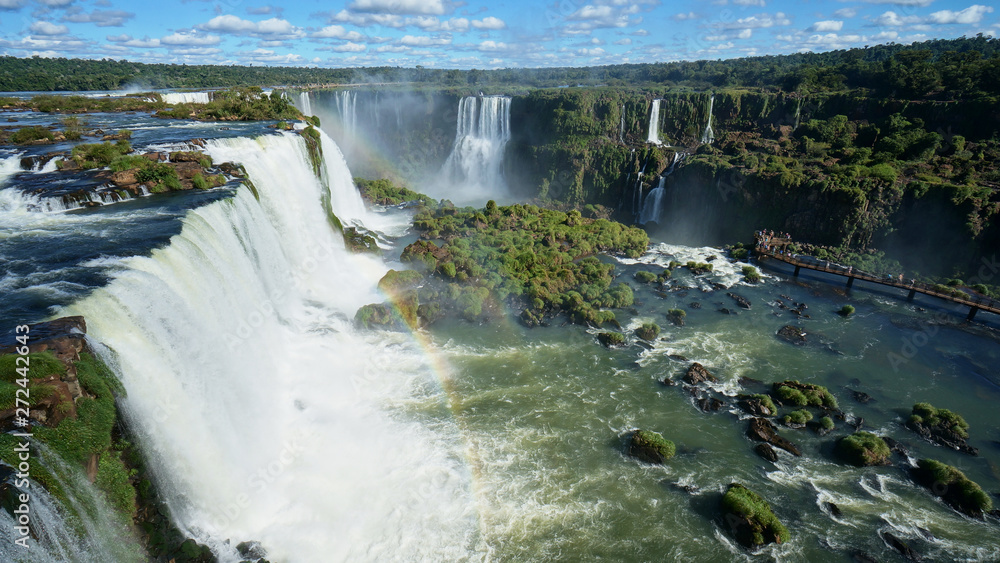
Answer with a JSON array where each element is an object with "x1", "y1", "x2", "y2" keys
[{"x1": 437, "y1": 95, "x2": 512, "y2": 204}]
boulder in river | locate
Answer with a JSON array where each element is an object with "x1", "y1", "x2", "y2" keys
[
  {"x1": 627, "y1": 429, "x2": 676, "y2": 464},
  {"x1": 746, "y1": 418, "x2": 801, "y2": 456},
  {"x1": 683, "y1": 362, "x2": 717, "y2": 385},
  {"x1": 776, "y1": 325, "x2": 806, "y2": 344}
]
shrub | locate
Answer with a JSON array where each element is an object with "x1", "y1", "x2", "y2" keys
[
  {"x1": 11, "y1": 126, "x2": 54, "y2": 144},
  {"x1": 835, "y1": 431, "x2": 891, "y2": 466},
  {"x1": 742, "y1": 265, "x2": 761, "y2": 283},
  {"x1": 634, "y1": 270, "x2": 656, "y2": 283},
  {"x1": 72, "y1": 140, "x2": 131, "y2": 169},
  {"x1": 819, "y1": 416, "x2": 835, "y2": 431},
  {"x1": 667, "y1": 309, "x2": 686, "y2": 325},
  {"x1": 838, "y1": 305, "x2": 855, "y2": 316},
  {"x1": 597, "y1": 331, "x2": 625, "y2": 347},
  {"x1": 635, "y1": 322, "x2": 660, "y2": 341},
  {"x1": 908, "y1": 402, "x2": 969, "y2": 439},
  {"x1": 772, "y1": 380, "x2": 837, "y2": 408},
  {"x1": 782, "y1": 409, "x2": 813, "y2": 425},
  {"x1": 913, "y1": 459, "x2": 992, "y2": 517},
  {"x1": 720, "y1": 483, "x2": 790, "y2": 547}
]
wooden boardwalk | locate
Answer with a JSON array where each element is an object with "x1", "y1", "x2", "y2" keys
[{"x1": 753, "y1": 236, "x2": 1000, "y2": 321}]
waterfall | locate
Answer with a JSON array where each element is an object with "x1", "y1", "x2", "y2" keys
[
  {"x1": 638, "y1": 176, "x2": 666, "y2": 225},
  {"x1": 637, "y1": 152, "x2": 685, "y2": 225},
  {"x1": 701, "y1": 94, "x2": 715, "y2": 144},
  {"x1": 161, "y1": 92, "x2": 211, "y2": 104},
  {"x1": 440, "y1": 96, "x2": 511, "y2": 199},
  {"x1": 63, "y1": 131, "x2": 477, "y2": 562},
  {"x1": 793, "y1": 97, "x2": 802, "y2": 130},
  {"x1": 336, "y1": 90, "x2": 358, "y2": 137},
  {"x1": 296, "y1": 91, "x2": 312, "y2": 117},
  {"x1": 619, "y1": 104, "x2": 626, "y2": 143},
  {"x1": 646, "y1": 99, "x2": 662, "y2": 145}
]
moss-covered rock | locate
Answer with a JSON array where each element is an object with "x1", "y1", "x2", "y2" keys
[
  {"x1": 782, "y1": 409, "x2": 813, "y2": 426},
  {"x1": 720, "y1": 483, "x2": 790, "y2": 548},
  {"x1": 634, "y1": 270, "x2": 657, "y2": 283},
  {"x1": 772, "y1": 380, "x2": 838, "y2": 408},
  {"x1": 912, "y1": 458, "x2": 993, "y2": 518},
  {"x1": 627, "y1": 429, "x2": 676, "y2": 464},
  {"x1": 835, "y1": 431, "x2": 892, "y2": 467},
  {"x1": 738, "y1": 394, "x2": 776, "y2": 417},
  {"x1": 634, "y1": 322, "x2": 660, "y2": 341},
  {"x1": 667, "y1": 308, "x2": 686, "y2": 326},
  {"x1": 906, "y1": 402, "x2": 974, "y2": 454},
  {"x1": 597, "y1": 331, "x2": 626, "y2": 348}
]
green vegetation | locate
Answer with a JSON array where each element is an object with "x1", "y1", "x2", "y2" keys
[
  {"x1": 137, "y1": 163, "x2": 182, "y2": 193},
  {"x1": 0, "y1": 351, "x2": 66, "y2": 410},
  {"x1": 190, "y1": 173, "x2": 225, "y2": 190},
  {"x1": 10, "y1": 125, "x2": 54, "y2": 144},
  {"x1": 378, "y1": 269, "x2": 423, "y2": 295},
  {"x1": 819, "y1": 416, "x2": 835, "y2": 431},
  {"x1": 750, "y1": 394, "x2": 776, "y2": 416},
  {"x1": 400, "y1": 202, "x2": 647, "y2": 326},
  {"x1": 634, "y1": 270, "x2": 657, "y2": 283},
  {"x1": 68, "y1": 140, "x2": 132, "y2": 169},
  {"x1": 720, "y1": 483, "x2": 790, "y2": 547},
  {"x1": 597, "y1": 331, "x2": 626, "y2": 348},
  {"x1": 835, "y1": 431, "x2": 892, "y2": 467},
  {"x1": 908, "y1": 402, "x2": 969, "y2": 439},
  {"x1": 772, "y1": 380, "x2": 838, "y2": 409},
  {"x1": 355, "y1": 177, "x2": 436, "y2": 207},
  {"x1": 912, "y1": 458, "x2": 993, "y2": 517},
  {"x1": 155, "y1": 87, "x2": 300, "y2": 121},
  {"x1": 742, "y1": 265, "x2": 761, "y2": 284},
  {"x1": 782, "y1": 409, "x2": 813, "y2": 425},
  {"x1": 838, "y1": 305, "x2": 855, "y2": 316},
  {"x1": 634, "y1": 322, "x2": 660, "y2": 341},
  {"x1": 628, "y1": 429, "x2": 676, "y2": 463}
]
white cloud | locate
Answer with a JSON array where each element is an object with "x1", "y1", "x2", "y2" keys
[
  {"x1": 247, "y1": 6, "x2": 275, "y2": 15},
  {"x1": 237, "y1": 48, "x2": 304, "y2": 64},
  {"x1": 673, "y1": 12, "x2": 698, "y2": 21},
  {"x1": 161, "y1": 32, "x2": 221, "y2": 46},
  {"x1": 0, "y1": 0, "x2": 26, "y2": 11},
  {"x1": 348, "y1": 0, "x2": 450, "y2": 16},
  {"x1": 477, "y1": 40, "x2": 507, "y2": 51},
  {"x1": 809, "y1": 20, "x2": 844, "y2": 32},
  {"x1": 471, "y1": 16, "x2": 505, "y2": 30},
  {"x1": 36, "y1": 0, "x2": 73, "y2": 6},
  {"x1": 61, "y1": 8, "x2": 133, "y2": 27},
  {"x1": 615, "y1": 38, "x2": 632, "y2": 45},
  {"x1": 851, "y1": 0, "x2": 932, "y2": 5},
  {"x1": 311, "y1": 25, "x2": 366, "y2": 41},
  {"x1": 398, "y1": 34, "x2": 450, "y2": 46},
  {"x1": 30, "y1": 21, "x2": 69, "y2": 35},
  {"x1": 737, "y1": 28, "x2": 752, "y2": 39},
  {"x1": 733, "y1": 0, "x2": 765, "y2": 6},
  {"x1": 720, "y1": 12, "x2": 791, "y2": 30},
  {"x1": 200, "y1": 15, "x2": 303, "y2": 38},
  {"x1": 331, "y1": 41, "x2": 366, "y2": 52},
  {"x1": 834, "y1": 8, "x2": 857, "y2": 18},
  {"x1": 872, "y1": 10, "x2": 920, "y2": 26},
  {"x1": 928, "y1": 5, "x2": 993, "y2": 24}
]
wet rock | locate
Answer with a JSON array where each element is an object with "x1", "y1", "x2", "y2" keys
[
  {"x1": 824, "y1": 501, "x2": 843, "y2": 518},
  {"x1": 668, "y1": 354, "x2": 688, "y2": 362},
  {"x1": 906, "y1": 410, "x2": 978, "y2": 456},
  {"x1": 236, "y1": 540, "x2": 267, "y2": 560},
  {"x1": 738, "y1": 395, "x2": 774, "y2": 417},
  {"x1": 727, "y1": 292, "x2": 751, "y2": 309},
  {"x1": 850, "y1": 389, "x2": 873, "y2": 404},
  {"x1": 746, "y1": 418, "x2": 802, "y2": 456},
  {"x1": 851, "y1": 552, "x2": 878, "y2": 563},
  {"x1": 776, "y1": 325, "x2": 806, "y2": 344},
  {"x1": 881, "y1": 436, "x2": 909, "y2": 457},
  {"x1": 627, "y1": 429, "x2": 675, "y2": 464},
  {"x1": 881, "y1": 532, "x2": 922, "y2": 562},
  {"x1": 683, "y1": 362, "x2": 717, "y2": 385},
  {"x1": 737, "y1": 376, "x2": 764, "y2": 387},
  {"x1": 718, "y1": 308, "x2": 734, "y2": 315},
  {"x1": 697, "y1": 396, "x2": 724, "y2": 413},
  {"x1": 754, "y1": 443, "x2": 779, "y2": 462},
  {"x1": 661, "y1": 377, "x2": 676, "y2": 387},
  {"x1": 689, "y1": 302, "x2": 702, "y2": 309}
]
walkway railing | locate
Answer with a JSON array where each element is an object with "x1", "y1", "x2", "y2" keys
[{"x1": 752, "y1": 234, "x2": 1000, "y2": 321}]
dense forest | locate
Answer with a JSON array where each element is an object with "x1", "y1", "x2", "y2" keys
[{"x1": 0, "y1": 35, "x2": 998, "y2": 98}]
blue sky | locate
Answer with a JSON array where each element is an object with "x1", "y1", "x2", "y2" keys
[{"x1": 0, "y1": 0, "x2": 996, "y2": 68}]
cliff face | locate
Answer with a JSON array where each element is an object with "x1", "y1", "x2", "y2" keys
[{"x1": 500, "y1": 87, "x2": 1000, "y2": 277}]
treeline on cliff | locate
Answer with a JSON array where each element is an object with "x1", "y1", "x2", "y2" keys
[{"x1": 1, "y1": 35, "x2": 999, "y2": 97}]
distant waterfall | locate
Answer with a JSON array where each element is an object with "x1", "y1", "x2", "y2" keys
[
  {"x1": 793, "y1": 97, "x2": 802, "y2": 130},
  {"x1": 441, "y1": 96, "x2": 511, "y2": 198},
  {"x1": 336, "y1": 90, "x2": 358, "y2": 136},
  {"x1": 619, "y1": 104, "x2": 626, "y2": 143},
  {"x1": 161, "y1": 92, "x2": 211, "y2": 104},
  {"x1": 637, "y1": 152, "x2": 685, "y2": 225},
  {"x1": 701, "y1": 95, "x2": 715, "y2": 144},
  {"x1": 646, "y1": 99, "x2": 662, "y2": 145},
  {"x1": 297, "y1": 91, "x2": 312, "y2": 116}
]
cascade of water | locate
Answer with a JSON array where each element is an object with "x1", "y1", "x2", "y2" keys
[
  {"x1": 619, "y1": 104, "x2": 626, "y2": 143},
  {"x1": 440, "y1": 96, "x2": 512, "y2": 199},
  {"x1": 297, "y1": 91, "x2": 312, "y2": 117},
  {"x1": 701, "y1": 94, "x2": 715, "y2": 144},
  {"x1": 336, "y1": 90, "x2": 358, "y2": 136},
  {"x1": 794, "y1": 96, "x2": 802, "y2": 130},
  {"x1": 161, "y1": 92, "x2": 211, "y2": 105},
  {"x1": 63, "y1": 132, "x2": 477, "y2": 562},
  {"x1": 646, "y1": 99, "x2": 662, "y2": 145},
  {"x1": 637, "y1": 152, "x2": 686, "y2": 225}
]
